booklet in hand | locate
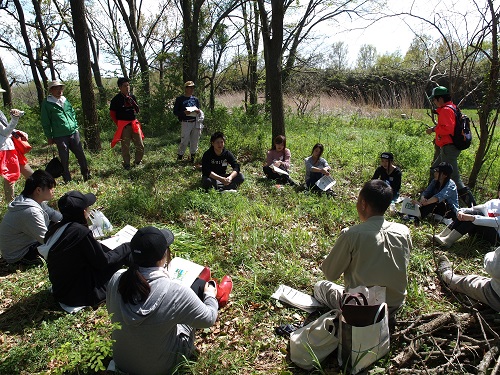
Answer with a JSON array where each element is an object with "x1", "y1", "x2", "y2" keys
[
  {"x1": 269, "y1": 164, "x2": 289, "y2": 175},
  {"x1": 315, "y1": 175, "x2": 336, "y2": 191},
  {"x1": 99, "y1": 225, "x2": 138, "y2": 250},
  {"x1": 167, "y1": 257, "x2": 205, "y2": 287}
]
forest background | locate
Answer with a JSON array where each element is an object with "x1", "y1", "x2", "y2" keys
[{"x1": 0, "y1": 0, "x2": 500, "y2": 374}]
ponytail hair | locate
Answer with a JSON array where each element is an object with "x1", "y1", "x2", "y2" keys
[{"x1": 118, "y1": 263, "x2": 151, "y2": 304}]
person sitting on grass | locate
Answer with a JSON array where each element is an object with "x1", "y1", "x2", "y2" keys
[
  {"x1": 263, "y1": 135, "x2": 295, "y2": 186},
  {"x1": 372, "y1": 152, "x2": 401, "y2": 201},
  {"x1": 304, "y1": 143, "x2": 332, "y2": 192},
  {"x1": 437, "y1": 248, "x2": 500, "y2": 312},
  {"x1": 106, "y1": 226, "x2": 233, "y2": 375},
  {"x1": 0, "y1": 170, "x2": 61, "y2": 265},
  {"x1": 418, "y1": 162, "x2": 459, "y2": 221},
  {"x1": 201, "y1": 131, "x2": 244, "y2": 192},
  {"x1": 429, "y1": 183, "x2": 500, "y2": 248},
  {"x1": 40, "y1": 191, "x2": 131, "y2": 311},
  {"x1": 314, "y1": 179, "x2": 412, "y2": 323}
]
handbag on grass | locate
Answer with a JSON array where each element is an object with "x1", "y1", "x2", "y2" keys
[
  {"x1": 289, "y1": 309, "x2": 340, "y2": 370},
  {"x1": 45, "y1": 147, "x2": 64, "y2": 178},
  {"x1": 338, "y1": 291, "x2": 390, "y2": 374},
  {"x1": 11, "y1": 131, "x2": 32, "y2": 154}
]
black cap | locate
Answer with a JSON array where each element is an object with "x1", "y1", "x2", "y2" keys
[
  {"x1": 58, "y1": 191, "x2": 96, "y2": 214},
  {"x1": 380, "y1": 152, "x2": 394, "y2": 160},
  {"x1": 131, "y1": 226, "x2": 174, "y2": 266},
  {"x1": 434, "y1": 162, "x2": 453, "y2": 176}
]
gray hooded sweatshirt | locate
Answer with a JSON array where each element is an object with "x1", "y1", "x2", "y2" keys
[
  {"x1": 106, "y1": 267, "x2": 218, "y2": 375},
  {"x1": 0, "y1": 195, "x2": 62, "y2": 263}
]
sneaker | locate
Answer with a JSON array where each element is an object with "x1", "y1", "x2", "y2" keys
[
  {"x1": 134, "y1": 161, "x2": 143, "y2": 168},
  {"x1": 220, "y1": 189, "x2": 238, "y2": 193},
  {"x1": 123, "y1": 164, "x2": 131, "y2": 170},
  {"x1": 190, "y1": 154, "x2": 195, "y2": 163},
  {"x1": 177, "y1": 154, "x2": 183, "y2": 161}
]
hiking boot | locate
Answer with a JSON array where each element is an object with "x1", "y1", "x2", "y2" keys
[{"x1": 216, "y1": 275, "x2": 233, "y2": 308}]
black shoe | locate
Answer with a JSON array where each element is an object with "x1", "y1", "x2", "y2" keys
[
  {"x1": 177, "y1": 154, "x2": 183, "y2": 161},
  {"x1": 83, "y1": 173, "x2": 91, "y2": 181},
  {"x1": 190, "y1": 154, "x2": 195, "y2": 163},
  {"x1": 123, "y1": 164, "x2": 130, "y2": 170}
]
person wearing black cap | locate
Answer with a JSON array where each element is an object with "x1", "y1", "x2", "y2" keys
[
  {"x1": 106, "y1": 226, "x2": 219, "y2": 375},
  {"x1": 426, "y1": 86, "x2": 476, "y2": 207},
  {"x1": 109, "y1": 77, "x2": 144, "y2": 170},
  {"x1": 40, "y1": 191, "x2": 131, "y2": 309},
  {"x1": 372, "y1": 152, "x2": 402, "y2": 201},
  {"x1": 418, "y1": 161, "x2": 459, "y2": 221},
  {"x1": 173, "y1": 81, "x2": 204, "y2": 163}
]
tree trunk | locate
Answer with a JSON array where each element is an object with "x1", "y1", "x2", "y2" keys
[
  {"x1": 70, "y1": 0, "x2": 101, "y2": 151},
  {"x1": 88, "y1": 29, "x2": 107, "y2": 108},
  {"x1": 258, "y1": 0, "x2": 286, "y2": 141},
  {"x1": 242, "y1": 0, "x2": 259, "y2": 112},
  {"x1": 468, "y1": 0, "x2": 499, "y2": 189},
  {"x1": 31, "y1": 0, "x2": 56, "y2": 80},
  {"x1": 0, "y1": 57, "x2": 12, "y2": 107},
  {"x1": 13, "y1": 0, "x2": 44, "y2": 105},
  {"x1": 180, "y1": 0, "x2": 201, "y2": 82}
]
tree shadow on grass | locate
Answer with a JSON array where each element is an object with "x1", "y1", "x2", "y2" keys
[{"x1": 0, "y1": 288, "x2": 65, "y2": 334}]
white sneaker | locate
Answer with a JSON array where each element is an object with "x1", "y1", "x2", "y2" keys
[{"x1": 221, "y1": 189, "x2": 238, "y2": 193}]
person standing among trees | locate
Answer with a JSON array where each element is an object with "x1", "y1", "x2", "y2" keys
[
  {"x1": 173, "y1": 81, "x2": 204, "y2": 163},
  {"x1": 41, "y1": 80, "x2": 90, "y2": 183},
  {"x1": 426, "y1": 86, "x2": 475, "y2": 207},
  {"x1": 109, "y1": 77, "x2": 144, "y2": 170}
]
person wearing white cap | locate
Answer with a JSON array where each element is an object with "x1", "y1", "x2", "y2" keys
[
  {"x1": 173, "y1": 81, "x2": 204, "y2": 163},
  {"x1": 0, "y1": 87, "x2": 34, "y2": 202},
  {"x1": 41, "y1": 80, "x2": 90, "y2": 183}
]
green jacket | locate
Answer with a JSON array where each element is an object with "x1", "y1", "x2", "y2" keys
[{"x1": 41, "y1": 97, "x2": 79, "y2": 139}]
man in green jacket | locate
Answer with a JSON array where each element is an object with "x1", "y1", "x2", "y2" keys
[{"x1": 41, "y1": 80, "x2": 90, "y2": 183}]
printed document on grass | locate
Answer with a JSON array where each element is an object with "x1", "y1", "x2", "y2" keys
[{"x1": 271, "y1": 285, "x2": 323, "y2": 313}]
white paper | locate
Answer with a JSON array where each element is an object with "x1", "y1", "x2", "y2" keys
[
  {"x1": 315, "y1": 175, "x2": 336, "y2": 191},
  {"x1": 99, "y1": 225, "x2": 138, "y2": 250},
  {"x1": 167, "y1": 257, "x2": 204, "y2": 287},
  {"x1": 269, "y1": 164, "x2": 289, "y2": 175},
  {"x1": 271, "y1": 284, "x2": 323, "y2": 313},
  {"x1": 400, "y1": 197, "x2": 421, "y2": 218},
  {"x1": 185, "y1": 106, "x2": 199, "y2": 117}
]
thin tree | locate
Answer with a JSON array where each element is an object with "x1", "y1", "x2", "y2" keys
[
  {"x1": 69, "y1": 0, "x2": 101, "y2": 151},
  {"x1": 0, "y1": 57, "x2": 12, "y2": 107}
]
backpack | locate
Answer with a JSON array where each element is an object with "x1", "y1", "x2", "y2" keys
[{"x1": 446, "y1": 105, "x2": 472, "y2": 150}]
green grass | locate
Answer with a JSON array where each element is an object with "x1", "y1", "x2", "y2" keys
[{"x1": 0, "y1": 106, "x2": 499, "y2": 374}]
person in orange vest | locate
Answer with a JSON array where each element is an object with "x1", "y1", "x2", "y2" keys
[{"x1": 109, "y1": 78, "x2": 144, "y2": 170}]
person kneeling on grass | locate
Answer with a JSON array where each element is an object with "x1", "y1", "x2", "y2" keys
[
  {"x1": 39, "y1": 191, "x2": 131, "y2": 311},
  {"x1": 437, "y1": 249, "x2": 500, "y2": 312},
  {"x1": 106, "y1": 226, "x2": 233, "y2": 375},
  {"x1": 0, "y1": 170, "x2": 61, "y2": 265},
  {"x1": 201, "y1": 131, "x2": 244, "y2": 192},
  {"x1": 429, "y1": 183, "x2": 500, "y2": 248},
  {"x1": 313, "y1": 180, "x2": 412, "y2": 324}
]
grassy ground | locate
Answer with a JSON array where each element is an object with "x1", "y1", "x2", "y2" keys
[{"x1": 0, "y1": 103, "x2": 499, "y2": 374}]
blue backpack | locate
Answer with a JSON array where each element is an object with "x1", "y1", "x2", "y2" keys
[{"x1": 446, "y1": 105, "x2": 472, "y2": 150}]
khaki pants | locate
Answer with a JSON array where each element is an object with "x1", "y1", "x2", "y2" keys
[
  {"x1": 3, "y1": 163, "x2": 33, "y2": 202},
  {"x1": 121, "y1": 124, "x2": 144, "y2": 166}
]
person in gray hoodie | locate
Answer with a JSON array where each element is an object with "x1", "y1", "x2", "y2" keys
[
  {"x1": 106, "y1": 226, "x2": 218, "y2": 375},
  {"x1": 0, "y1": 170, "x2": 61, "y2": 264}
]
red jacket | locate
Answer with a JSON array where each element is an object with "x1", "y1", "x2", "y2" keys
[
  {"x1": 109, "y1": 111, "x2": 144, "y2": 148},
  {"x1": 434, "y1": 101, "x2": 455, "y2": 147}
]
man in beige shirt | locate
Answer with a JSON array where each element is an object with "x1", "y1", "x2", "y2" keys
[{"x1": 314, "y1": 179, "x2": 412, "y2": 320}]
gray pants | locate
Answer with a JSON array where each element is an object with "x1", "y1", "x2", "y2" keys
[
  {"x1": 178, "y1": 120, "x2": 202, "y2": 156},
  {"x1": 442, "y1": 271, "x2": 500, "y2": 312},
  {"x1": 54, "y1": 131, "x2": 89, "y2": 182},
  {"x1": 430, "y1": 144, "x2": 465, "y2": 189}
]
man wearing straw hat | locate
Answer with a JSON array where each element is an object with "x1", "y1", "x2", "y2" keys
[{"x1": 41, "y1": 80, "x2": 90, "y2": 183}]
